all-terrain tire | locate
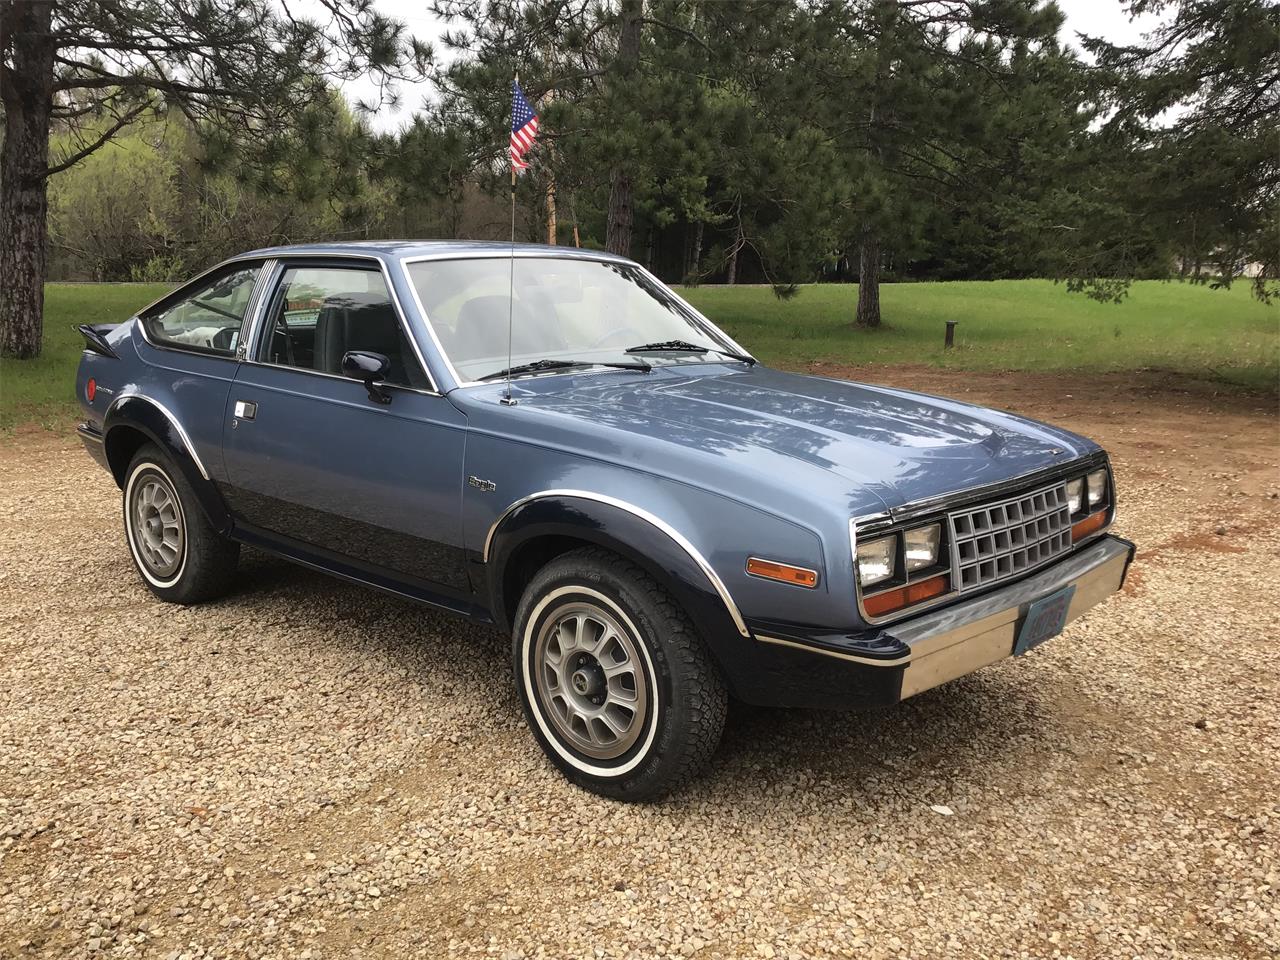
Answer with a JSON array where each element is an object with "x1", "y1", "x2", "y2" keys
[{"x1": 513, "y1": 547, "x2": 728, "y2": 801}]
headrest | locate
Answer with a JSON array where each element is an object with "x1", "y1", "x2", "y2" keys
[{"x1": 454, "y1": 296, "x2": 517, "y2": 358}]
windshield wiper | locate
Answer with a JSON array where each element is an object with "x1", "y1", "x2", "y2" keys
[
  {"x1": 625, "y1": 339, "x2": 756, "y2": 365},
  {"x1": 626, "y1": 339, "x2": 708, "y2": 354},
  {"x1": 477, "y1": 358, "x2": 652, "y2": 382}
]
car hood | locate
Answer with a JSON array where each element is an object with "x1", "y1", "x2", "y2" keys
[{"x1": 505, "y1": 365, "x2": 1099, "y2": 513}]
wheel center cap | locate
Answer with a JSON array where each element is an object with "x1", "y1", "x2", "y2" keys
[{"x1": 570, "y1": 664, "x2": 604, "y2": 698}]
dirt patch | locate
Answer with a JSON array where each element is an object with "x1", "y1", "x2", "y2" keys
[{"x1": 1138, "y1": 531, "x2": 1250, "y2": 563}]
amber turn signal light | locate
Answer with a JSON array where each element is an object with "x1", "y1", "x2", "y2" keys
[
  {"x1": 1071, "y1": 510, "x2": 1108, "y2": 542},
  {"x1": 863, "y1": 573, "x2": 949, "y2": 618},
  {"x1": 746, "y1": 557, "x2": 819, "y2": 588}
]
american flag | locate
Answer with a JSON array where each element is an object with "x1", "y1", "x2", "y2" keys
[{"x1": 510, "y1": 79, "x2": 539, "y2": 172}]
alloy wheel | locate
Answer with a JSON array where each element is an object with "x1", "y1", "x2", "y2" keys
[
  {"x1": 130, "y1": 471, "x2": 185, "y2": 581},
  {"x1": 532, "y1": 600, "x2": 650, "y2": 761}
]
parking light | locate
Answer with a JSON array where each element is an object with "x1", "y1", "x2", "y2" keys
[
  {"x1": 863, "y1": 574, "x2": 949, "y2": 618},
  {"x1": 747, "y1": 557, "x2": 819, "y2": 588}
]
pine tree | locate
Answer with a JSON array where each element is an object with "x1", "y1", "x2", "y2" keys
[
  {"x1": 1082, "y1": 0, "x2": 1279, "y2": 300},
  {"x1": 0, "y1": 0, "x2": 428, "y2": 358},
  {"x1": 793, "y1": 0, "x2": 1077, "y2": 327}
]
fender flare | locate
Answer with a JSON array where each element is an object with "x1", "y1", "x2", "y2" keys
[
  {"x1": 483, "y1": 491, "x2": 751, "y2": 690},
  {"x1": 103, "y1": 394, "x2": 232, "y2": 534}
]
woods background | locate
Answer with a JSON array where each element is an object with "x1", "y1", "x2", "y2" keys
[{"x1": 2, "y1": 0, "x2": 1277, "y2": 358}]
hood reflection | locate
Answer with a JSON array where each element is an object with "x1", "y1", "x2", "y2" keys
[{"x1": 510, "y1": 365, "x2": 1095, "y2": 508}]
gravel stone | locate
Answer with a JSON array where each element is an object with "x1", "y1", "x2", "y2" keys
[{"x1": 1, "y1": 370, "x2": 1277, "y2": 959}]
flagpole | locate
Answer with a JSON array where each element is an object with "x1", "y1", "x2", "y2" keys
[{"x1": 502, "y1": 71, "x2": 519, "y2": 407}]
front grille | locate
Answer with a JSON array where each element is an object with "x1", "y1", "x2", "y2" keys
[{"x1": 948, "y1": 481, "x2": 1072, "y2": 592}]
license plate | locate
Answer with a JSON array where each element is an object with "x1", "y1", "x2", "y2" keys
[{"x1": 1014, "y1": 585, "x2": 1076, "y2": 655}]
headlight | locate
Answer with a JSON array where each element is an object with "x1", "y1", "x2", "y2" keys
[
  {"x1": 1086, "y1": 469, "x2": 1107, "y2": 508},
  {"x1": 1066, "y1": 478, "x2": 1084, "y2": 514},
  {"x1": 903, "y1": 523, "x2": 941, "y2": 572},
  {"x1": 856, "y1": 536, "x2": 895, "y2": 587}
]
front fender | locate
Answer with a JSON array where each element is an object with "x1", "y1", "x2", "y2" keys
[
  {"x1": 104, "y1": 394, "x2": 232, "y2": 534},
  {"x1": 485, "y1": 492, "x2": 753, "y2": 691}
]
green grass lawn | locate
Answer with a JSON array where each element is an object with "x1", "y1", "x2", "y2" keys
[
  {"x1": 1, "y1": 278, "x2": 1276, "y2": 430},
  {"x1": 682, "y1": 279, "x2": 1279, "y2": 390},
  {"x1": 0, "y1": 283, "x2": 171, "y2": 429}
]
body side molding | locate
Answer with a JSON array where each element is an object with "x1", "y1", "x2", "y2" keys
[{"x1": 484, "y1": 489, "x2": 750, "y2": 638}]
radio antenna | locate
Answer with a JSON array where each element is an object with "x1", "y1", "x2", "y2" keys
[{"x1": 501, "y1": 70, "x2": 519, "y2": 407}]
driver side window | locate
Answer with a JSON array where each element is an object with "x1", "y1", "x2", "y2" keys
[
  {"x1": 255, "y1": 265, "x2": 431, "y2": 390},
  {"x1": 141, "y1": 264, "x2": 262, "y2": 356}
]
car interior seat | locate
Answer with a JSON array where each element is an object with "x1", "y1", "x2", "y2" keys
[{"x1": 314, "y1": 294, "x2": 429, "y2": 389}]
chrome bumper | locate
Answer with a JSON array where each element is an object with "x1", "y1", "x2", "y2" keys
[{"x1": 892, "y1": 534, "x2": 1133, "y2": 698}]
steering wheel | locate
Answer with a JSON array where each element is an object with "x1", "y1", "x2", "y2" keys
[{"x1": 590, "y1": 325, "x2": 645, "y2": 350}]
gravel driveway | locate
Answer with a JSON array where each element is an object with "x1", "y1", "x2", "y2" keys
[{"x1": 1, "y1": 370, "x2": 1276, "y2": 959}]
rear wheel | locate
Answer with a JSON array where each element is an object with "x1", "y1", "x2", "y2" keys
[
  {"x1": 513, "y1": 548, "x2": 727, "y2": 801},
  {"x1": 123, "y1": 444, "x2": 239, "y2": 604}
]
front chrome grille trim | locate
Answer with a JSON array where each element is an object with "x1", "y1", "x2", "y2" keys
[{"x1": 947, "y1": 480, "x2": 1072, "y2": 592}]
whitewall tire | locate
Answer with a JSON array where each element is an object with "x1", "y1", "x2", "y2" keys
[
  {"x1": 513, "y1": 547, "x2": 727, "y2": 801},
  {"x1": 122, "y1": 444, "x2": 239, "y2": 604}
]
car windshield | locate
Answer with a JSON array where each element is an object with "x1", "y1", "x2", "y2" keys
[{"x1": 405, "y1": 256, "x2": 742, "y2": 383}]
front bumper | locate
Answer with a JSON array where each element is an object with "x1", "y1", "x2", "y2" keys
[
  {"x1": 739, "y1": 534, "x2": 1134, "y2": 709},
  {"x1": 889, "y1": 533, "x2": 1133, "y2": 698}
]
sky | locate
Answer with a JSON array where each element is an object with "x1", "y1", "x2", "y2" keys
[{"x1": 329, "y1": 0, "x2": 1168, "y2": 133}]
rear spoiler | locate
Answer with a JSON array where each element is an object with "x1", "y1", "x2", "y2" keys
[{"x1": 77, "y1": 323, "x2": 119, "y2": 359}]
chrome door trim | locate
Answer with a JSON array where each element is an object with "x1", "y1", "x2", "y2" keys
[
  {"x1": 483, "y1": 488, "x2": 750, "y2": 638},
  {"x1": 232, "y1": 359, "x2": 446, "y2": 400},
  {"x1": 238, "y1": 258, "x2": 281, "y2": 362},
  {"x1": 106, "y1": 393, "x2": 212, "y2": 480}
]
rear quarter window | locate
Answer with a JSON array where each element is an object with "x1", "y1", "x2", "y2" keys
[{"x1": 141, "y1": 264, "x2": 262, "y2": 356}]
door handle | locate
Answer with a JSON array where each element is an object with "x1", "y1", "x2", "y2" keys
[{"x1": 233, "y1": 400, "x2": 257, "y2": 421}]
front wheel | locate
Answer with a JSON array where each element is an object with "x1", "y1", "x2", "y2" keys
[{"x1": 513, "y1": 548, "x2": 727, "y2": 801}]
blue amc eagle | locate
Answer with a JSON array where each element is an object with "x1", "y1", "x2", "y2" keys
[{"x1": 75, "y1": 242, "x2": 1134, "y2": 800}]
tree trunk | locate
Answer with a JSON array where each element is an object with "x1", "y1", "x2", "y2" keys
[
  {"x1": 606, "y1": 168, "x2": 633, "y2": 257},
  {"x1": 856, "y1": 230, "x2": 882, "y2": 328},
  {"x1": 0, "y1": 2, "x2": 56, "y2": 360},
  {"x1": 541, "y1": 46, "x2": 558, "y2": 246},
  {"x1": 688, "y1": 220, "x2": 704, "y2": 279},
  {"x1": 725, "y1": 217, "x2": 743, "y2": 285},
  {"x1": 545, "y1": 177, "x2": 557, "y2": 245},
  {"x1": 604, "y1": 0, "x2": 642, "y2": 257}
]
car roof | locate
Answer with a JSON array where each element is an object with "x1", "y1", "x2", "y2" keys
[{"x1": 235, "y1": 240, "x2": 634, "y2": 265}]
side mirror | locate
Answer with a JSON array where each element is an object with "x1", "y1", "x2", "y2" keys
[{"x1": 341, "y1": 350, "x2": 392, "y2": 405}]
